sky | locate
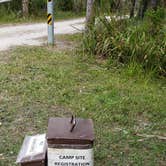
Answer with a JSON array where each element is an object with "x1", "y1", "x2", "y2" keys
[{"x1": 0, "y1": 0, "x2": 11, "y2": 3}]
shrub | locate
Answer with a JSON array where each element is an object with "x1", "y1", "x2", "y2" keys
[
  {"x1": 30, "y1": 0, "x2": 47, "y2": 15},
  {"x1": 56, "y1": 0, "x2": 73, "y2": 11},
  {"x1": 83, "y1": 8, "x2": 166, "y2": 76}
]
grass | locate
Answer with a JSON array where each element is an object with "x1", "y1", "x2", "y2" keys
[
  {"x1": 0, "y1": 10, "x2": 85, "y2": 24},
  {"x1": 0, "y1": 35, "x2": 166, "y2": 165}
]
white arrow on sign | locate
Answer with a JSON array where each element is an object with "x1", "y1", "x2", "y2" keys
[{"x1": 0, "y1": 0, "x2": 11, "y2": 3}]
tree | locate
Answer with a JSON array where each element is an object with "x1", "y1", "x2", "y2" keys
[
  {"x1": 86, "y1": 0, "x2": 95, "y2": 31},
  {"x1": 138, "y1": 0, "x2": 149, "y2": 18},
  {"x1": 137, "y1": 0, "x2": 162, "y2": 19},
  {"x1": 22, "y1": 0, "x2": 29, "y2": 17},
  {"x1": 130, "y1": 0, "x2": 136, "y2": 18}
]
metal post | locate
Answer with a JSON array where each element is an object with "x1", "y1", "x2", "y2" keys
[{"x1": 47, "y1": 0, "x2": 54, "y2": 45}]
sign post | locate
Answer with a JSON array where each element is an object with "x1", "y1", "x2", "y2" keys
[{"x1": 47, "y1": 0, "x2": 54, "y2": 45}]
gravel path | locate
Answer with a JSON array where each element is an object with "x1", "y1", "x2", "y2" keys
[{"x1": 0, "y1": 18, "x2": 85, "y2": 51}]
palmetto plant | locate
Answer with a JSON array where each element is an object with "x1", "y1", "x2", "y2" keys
[{"x1": 83, "y1": 7, "x2": 166, "y2": 76}]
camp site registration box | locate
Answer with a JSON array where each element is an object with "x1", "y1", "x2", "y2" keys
[{"x1": 46, "y1": 117, "x2": 95, "y2": 166}]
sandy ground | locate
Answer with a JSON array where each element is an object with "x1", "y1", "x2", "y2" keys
[{"x1": 0, "y1": 18, "x2": 85, "y2": 51}]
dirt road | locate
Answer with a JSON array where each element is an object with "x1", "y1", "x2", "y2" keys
[{"x1": 0, "y1": 18, "x2": 85, "y2": 51}]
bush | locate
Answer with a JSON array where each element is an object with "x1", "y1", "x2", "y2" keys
[
  {"x1": 9, "y1": 0, "x2": 22, "y2": 12},
  {"x1": 56, "y1": 0, "x2": 86, "y2": 13},
  {"x1": 30, "y1": 0, "x2": 47, "y2": 15},
  {"x1": 0, "y1": 0, "x2": 21, "y2": 14},
  {"x1": 83, "y1": 8, "x2": 166, "y2": 76},
  {"x1": 0, "y1": 2, "x2": 21, "y2": 21},
  {"x1": 56, "y1": 0, "x2": 73, "y2": 11},
  {"x1": 72, "y1": 0, "x2": 86, "y2": 13},
  {"x1": 0, "y1": 0, "x2": 85, "y2": 17}
]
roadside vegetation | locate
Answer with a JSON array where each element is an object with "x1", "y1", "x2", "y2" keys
[
  {"x1": 0, "y1": 9, "x2": 84, "y2": 24},
  {"x1": 83, "y1": 1, "x2": 166, "y2": 77},
  {"x1": 0, "y1": 0, "x2": 85, "y2": 24},
  {"x1": 0, "y1": 35, "x2": 165, "y2": 165}
]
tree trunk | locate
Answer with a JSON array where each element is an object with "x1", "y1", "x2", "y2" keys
[
  {"x1": 142, "y1": 0, "x2": 149, "y2": 17},
  {"x1": 86, "y1": 0, "x2": 95, "y2": 31},
  {"x1": 137, "y1": 0, "x2": 148, "y2": 19},
  {"x1": 22, "y1": 0, "x2": 29, "y2": 17},
  {"x1": 130, "y1": 0, "x2": 136, "y2": 18},
  {"x1": 116, "y1": 0, "x2": 122, "y2": 10}
]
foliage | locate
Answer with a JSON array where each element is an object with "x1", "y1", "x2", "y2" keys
[
  {"x1": 0, "y1": 6, "x2": 84, "y2": 24},
  {"x1": 56, "y1": 0, "x2": 73, "y2": 11},
  {"x1": 29, "y1": 0, "x2": 46, "y2": 15},
  {"x1": 56, "y1": 0, "x2": 86, "y2": 13},
  {"x1": 8, "y1": 0, "x2": 22, "y2": 11},
  {"x1": 0, "y1": 0, "x2": 86, "y2": 17},
  {"x1": 0, "y1": 4, "x2": 21, "y2": 22},
  {"x1": 83, "y1": 8, "x2": 166, "y2": 76}
]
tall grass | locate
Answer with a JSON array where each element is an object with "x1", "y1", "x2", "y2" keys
[{"x1": 83, "y1": 8, "x2": 166, "y2": 76}]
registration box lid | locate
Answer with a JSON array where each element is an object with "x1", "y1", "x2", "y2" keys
[
  {"x1": 46, "y1": 117, "x2": 94, "y2": 146},
  {"x1": 16, "y1": 134, "x2": 47, "y2": 166}
]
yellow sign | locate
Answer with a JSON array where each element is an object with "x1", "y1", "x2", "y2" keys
[{"x1": 47, "y1": 13, "x2": 52, "y2": 25}]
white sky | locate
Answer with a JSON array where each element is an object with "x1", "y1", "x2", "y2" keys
[{"x1": 0, "y1": 0, "x2": 11, "y2": 3}]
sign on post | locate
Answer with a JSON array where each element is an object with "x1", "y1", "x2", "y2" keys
[{"x1": 47, "y1": 0, "x2": 54, "y2": 45}]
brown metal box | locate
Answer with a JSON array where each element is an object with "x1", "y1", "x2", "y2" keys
[{"x1": 46, "y1": 117, "x2": 94, "y2": 147}]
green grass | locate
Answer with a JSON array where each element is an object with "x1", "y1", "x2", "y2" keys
[
  {"x1": 0, "y1": 10, "x2": 85, "y2": 24},
  {"x1": 0, "y1": 36, "x2": 165, "y2": 165}
]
